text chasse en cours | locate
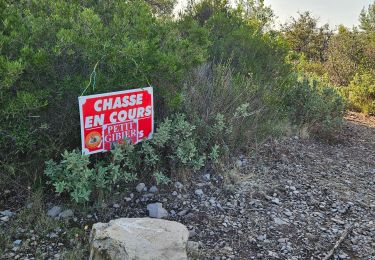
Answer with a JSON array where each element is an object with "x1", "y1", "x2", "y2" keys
[{"x1": 84, "y1": 93, "x2": 152, "y2": 128}]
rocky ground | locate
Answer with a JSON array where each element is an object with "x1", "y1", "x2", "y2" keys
[{"x1": 1, "y1": 112, "x2": 374, "y2": 259}]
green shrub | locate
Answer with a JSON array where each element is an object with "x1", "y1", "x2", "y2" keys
[
  {"x1": 45, "y1": 115, "x2": 208, "y2": 203},
  {"x1": 190, "y1": 0, "x2": 291, "y2": 84},
  {"x1": 182, "y1": 62, "x2": 284, "y2": 152},
  {"x1": 0, "y1": 0, "x2": 209, "y2": 186},
  {"x1": 45, "y1": 150, "x2": 136, "y2": 203},
  {"x1": 3, "y1": 0, "x2": 347, "y2": 195},
  {"x1": 285, "y1": 78, "x2": 345, "y2": 136},
  {"x1": 346, "y1": 72, "x2": 375, "y2": 114}
]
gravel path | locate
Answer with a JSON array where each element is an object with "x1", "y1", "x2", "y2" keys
[{"x1": 182, "y1": 112, "x2": 375, "y2": 259}]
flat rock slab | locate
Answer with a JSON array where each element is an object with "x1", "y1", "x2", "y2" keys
[{"x1": 89, "y1": 218, "x2": 189, "y2": 260}]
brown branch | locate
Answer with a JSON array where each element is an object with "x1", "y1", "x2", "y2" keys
[{"x1": 323, "y1": 224, "x2": 353, "y2": 260}]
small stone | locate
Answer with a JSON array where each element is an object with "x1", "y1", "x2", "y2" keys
[
  {"x1": 272, "y1": 198, "x2": 281, "y2": 205},
  {"x1": 136, "y1": 183, "x2": 146, "y2": 193},
  {"x1": 331, "y1": 218, "x2": 345, "y2": 225},
  {"x1": 174, "y1": 182, "x2": 183, "y2": 190},
  {"x1": 236, "y1": 160, "x2": 244, "y2": 168},
  {"x1": 58, "y1": 209, "x2": 74, "y2": 219},
  {"x1": 284, "y1": 210, "x2": 293, "y2": 217},
  {"x1": 113, "y1": 204, "x2": 120, "y2": 208},
  {"x1": 177, "y1": 210, "x2": 188, "y2": 216},
  {"x1": 223, "y1": 246, "x2": 233, "y2": 251},
  {"x1": 339, "y1": 253, "x2": 348, "y2": 259},
  {"x1": 274, "y1": 217, "x2": 288, "y2": 225},
  {"x1": 1, "y1": 216, "x2": 9, "y2": 222},
  {"x1": 149, "y1": 186, "x2": 158, "y2": 193},
  {"x1": 0, "y1": 210, "x2": 14, "y2": 217},
  {"x1": 187, "y1": 241, "x2": 200, "y2": 251},
  {"x1": 195, "y1": 189, "x2": 204, "y2": 197},
  {"x1": 143, "y1": 193, "x2": 154, "y2": 198},
  {"x1": 203, "y1": 174, "x2": 211, "y2": 181},
  {"x1": 47, "y1": 206, "x2": 62, "y2": 218},
  {"x1": 268, "y1": 251, "x2": 279, "y2": 258},
  {"x1": 125, "y1": 197, "x2": 132, "y2": 202},
  {"x1": 172, "y1": 191, "x2": 178, "y2": 196},
  {"x1": 257, "y1": 234, "x2": 267, "y2": 241},
  {"x1": 47, "y1": 232, "x2": 58, "y2": 238},
  {"x1": 278, "y1": 238, "x2": 288, "y2": 243},
  {"x1": 147, "y1": 203, "x2": 168, "y2": 219},
  {"x1": 189, "y1": 229, "x2": 197, "y2": 238},
  {"x1": 13, "y1": 240, "x2": 22, "y2": 247}
]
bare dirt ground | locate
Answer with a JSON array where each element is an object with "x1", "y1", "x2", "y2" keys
[{"x1": 1, "y1": 112, "x2": 374, "y2": 259}]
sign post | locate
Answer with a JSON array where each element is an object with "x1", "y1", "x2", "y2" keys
[{"x1": 78, "y1": 87, "x2": 153, "y2": 155}]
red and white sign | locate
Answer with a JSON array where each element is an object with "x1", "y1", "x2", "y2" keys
[{"x1": 78, "y1": 87, "x2": 153, "y2": 155}]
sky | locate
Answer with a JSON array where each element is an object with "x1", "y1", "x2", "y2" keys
[
  {"x1": 264, "y1": 0, "x2": 373, "y2": 28},
  {"x1": 176, "y1": 0, "x2": 374, "y2": 28}
]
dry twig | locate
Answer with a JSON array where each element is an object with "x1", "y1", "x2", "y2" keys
[{"x1": 323, "y1": 224, "x2": 353, "y2": 260}]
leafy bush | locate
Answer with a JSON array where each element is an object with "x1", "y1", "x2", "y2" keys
[
  {"x1": 182, "y1": 62, "x2": 284, "y2": 152},
  {"x1": 189, "y1": 0, "x2": 291, "y2": 84},
  {"x1": 44, "y1": 62, "x2": 347, "y2": 204},
  {"x1": 346, "y1": 72, "x2": 375, "y2": 114},
  {"x1": 45, "y1": 150, "x2": 136, "y2": 203},
  {"x1": 44, "y1": 115, "x2": 208, "y2": 203},
  {"x1": 3, "y1": 0, "x2": 347, "y2": 196},
  {"x1": 285, "y1": 78, "x2": 345, "y2": 136},
  {"x1": 0, "y1": 0, "x2": 209, "y2": 187}
]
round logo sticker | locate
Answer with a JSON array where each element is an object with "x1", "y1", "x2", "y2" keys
[{"x1": 85, "y1": 131, "x2": 102, "y2": 149}]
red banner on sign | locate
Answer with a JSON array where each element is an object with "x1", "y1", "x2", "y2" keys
[{"x1": 78, "y1": 87, "x2": 153, "y2": 155}]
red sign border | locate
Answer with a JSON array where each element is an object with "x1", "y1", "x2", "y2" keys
[{"x1": 78, "y1": 87, "x2": 154, "y2": 155}]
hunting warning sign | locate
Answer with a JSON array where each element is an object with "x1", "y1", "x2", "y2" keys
[{"x1": 78, "y1": 87, "x2": 154, "y2": 155}]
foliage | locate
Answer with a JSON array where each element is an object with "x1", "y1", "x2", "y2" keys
[
  {"x1": 236, "y1": 0, "x2": 275, "y2": 31},
  {"x1": 182, "y1": 62, "x2": 281, "y2": 152},
  {"x1": 325, "y1": 26, "x2": 363, "y2": 87},
  {"x1": 145, "y1": 0, "x2": 178, "y2": 16},
  {"x1": 282, "y1": 12, "x2": 332, "y2": 63},
  {"x1": 209, "y1": 23, "x2": 289, "y2": 83},
  {"x1": 0, "y1": 0, "x2": 349, "y2": 196},
  {"x1": 347, "y1": 72, "x2": 375, "y2": 114},
  {"x1": 61, "y1": 244, "x2": 88, "y2": 260},
  {"x1": 153, "y1": 171, "x2": 171, "y2": 185},
  {"x1": 323, "y1": 25, "x2": 375, "y2": 114},
  {"x1": 360, "y1": 2, "x2": 375, "y2": 32},
  {"x1": 45, "y1": 115, "x2": 208, "y2": 203},
  {"x1": 8, "y1": 190, "x2": 60, "y2": 237},
  {"x1": 0, "y1": 0, "x2": 209, "y2": 187},
  {"x1": 44, "y1": 150, "x2": 135, "y2": 203},
  {"x1": 284, "y1": 78, "x2": 345, "y2": 135},
  {"x1": 285, "y1": 6, "x2": 375, "y2": 115},
  {"x1": 0, "y1": 230, "x2": 10, "y2": 257}
]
